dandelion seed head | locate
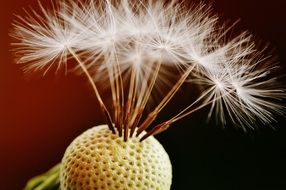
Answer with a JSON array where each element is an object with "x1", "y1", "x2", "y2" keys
[{"x1": 11, "y1": 0, "x2": 285, "y2": 137}]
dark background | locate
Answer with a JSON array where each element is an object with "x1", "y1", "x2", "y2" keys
[{"x1": 0, "y1": 0, "x2": 285, "y2": 189}]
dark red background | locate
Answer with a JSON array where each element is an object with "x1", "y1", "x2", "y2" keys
[{"x1": 1, "y1": 0, "x2": 286, "y2": 189}]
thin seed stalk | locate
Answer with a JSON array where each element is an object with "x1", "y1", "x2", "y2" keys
[
  {"x1": 67, "y1": 47, "x2": 115, "y2": 134},
  {"x1": 141, "y1": 88, "x2": 235, "y2": 140},
  {"x1": 123, "y1": 66, "x2": 137, "y2": 139},
  {"x1": 137, "y1": 64, "x2": 195, "y2": 136},
  {"x1": 112, "y1": 44, "x2": 125, "y2": 137},
  {"x1": 130, "y1": 60, "x2": 162, "y2": 136}
]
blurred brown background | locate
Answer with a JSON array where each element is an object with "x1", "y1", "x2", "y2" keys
[{"x1": 0, "y1": 0, "x2": 286, "y2": 189}]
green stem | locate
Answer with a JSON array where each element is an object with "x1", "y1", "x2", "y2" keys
[{"x1": 23, "y1": 163, "x2": 61, "y2": 190}]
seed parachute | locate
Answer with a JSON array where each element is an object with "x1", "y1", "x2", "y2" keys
[{"x1": 11, "y1": 0, "x2": 285, "y2": 142}]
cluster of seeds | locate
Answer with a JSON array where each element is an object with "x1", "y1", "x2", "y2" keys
[{"x1": 11, "y1": 0, "x2": 285, "y2": 138}]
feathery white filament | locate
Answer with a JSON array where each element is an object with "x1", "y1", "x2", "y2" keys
[{"x1": 11, "y1": 0, "x2": 285, "y2": 140}]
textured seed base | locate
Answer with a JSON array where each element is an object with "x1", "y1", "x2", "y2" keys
[{"x1": 60, "y1": 125, "x2": 172, "y2": 190}]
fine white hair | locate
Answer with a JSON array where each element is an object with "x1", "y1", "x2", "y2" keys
[{"x1": 11, "y1": 0, "x2": 285, "y2": 140}]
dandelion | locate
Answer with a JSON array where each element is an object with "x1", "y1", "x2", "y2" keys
[
  {"x1": 12, "y1": 0, "x2": 284, "y2": 190},
  {"x1": 11, "y1": 0, "x2": 117, "y2": 133}
]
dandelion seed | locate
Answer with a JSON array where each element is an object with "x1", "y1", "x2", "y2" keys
[
  {"x1": 11, "y1": 0, "x2": 285, "y2": 141},
  {"x1": 11, "y1": 2, "x2": 81, "y2": 74}
]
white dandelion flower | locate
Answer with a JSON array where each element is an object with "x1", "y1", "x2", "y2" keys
[{"x1": 11, "y1": 0, "x2": 285, "y2": 142}]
